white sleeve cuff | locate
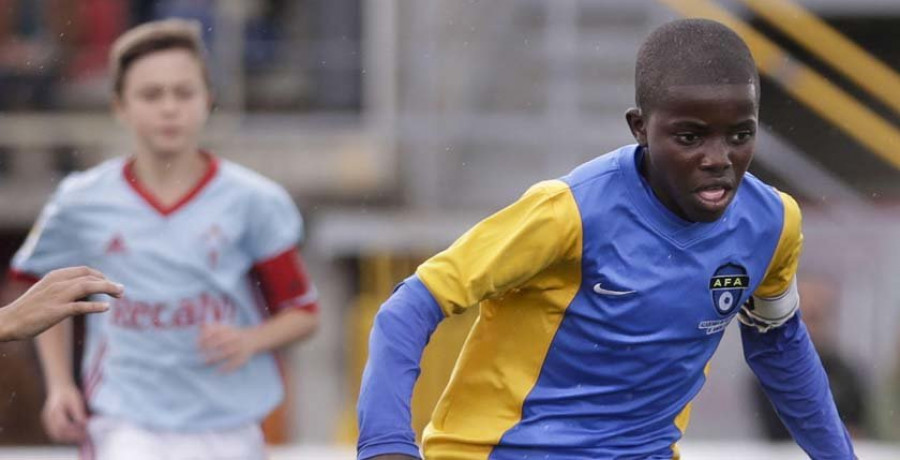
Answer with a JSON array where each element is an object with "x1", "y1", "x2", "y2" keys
[{"x1": 738, "y1": 277, "x2": 799, "y2": 333}]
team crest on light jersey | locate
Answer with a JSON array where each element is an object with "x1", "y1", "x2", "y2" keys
[
  {"x1": 709, "y1": 263, "x2": 749, "y2": 316},
  {"x1": 202, "y1": 224, "x2": 228, "y2": 268}
]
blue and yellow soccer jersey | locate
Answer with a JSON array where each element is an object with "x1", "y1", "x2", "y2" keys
[{"x1": 357, "y1": 145, "x2": 853, "y2": 459}]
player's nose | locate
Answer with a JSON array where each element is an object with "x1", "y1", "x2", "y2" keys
[
  {"x1": 159, "y1": 93, "x2": 180, "y2": 115},
  {"x1": 699, "y1": 138, "x2": 732, "y2": 172}
]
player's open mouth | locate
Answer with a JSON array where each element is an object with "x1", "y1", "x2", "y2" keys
[{"x1": 694, "y1": 184, "x2": 732, "y2": 207}]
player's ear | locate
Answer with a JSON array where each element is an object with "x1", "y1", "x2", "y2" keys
[
  {"x1": 625, "y1": 108, "x2": 648, "y2": 146},
  {"x1": 202, "y1": 83, "x2": 216, "y2": 113}
]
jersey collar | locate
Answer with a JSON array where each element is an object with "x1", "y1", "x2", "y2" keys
[
  {"x1": 123, "y1": 151, "x2": 220, "y2": 217},
  {"x1": 619, "y1": 145, "x2": 731, "y2": 248}
]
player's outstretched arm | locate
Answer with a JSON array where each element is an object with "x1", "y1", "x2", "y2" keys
[
  {"x1": 0, "y1": 266, "x2": 123, "y2": 342},
  {"x1": 357, "y1": 276, "x2": 444, "y2": 460},
  {"x1": 740, "y1": 193, "x2": 854, "y2": 458},
  {"x1": 741, "y1": 309, "x2": 855, "y2": 458},
  {"x1": 358, "y1": 181, "x2": 579, "y2": 459}
]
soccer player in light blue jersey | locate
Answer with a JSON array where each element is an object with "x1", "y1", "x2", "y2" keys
[
  {"x1": 357, "y1": 19, "x2": 855, "y2": 460},
  {"x1": 6, "y1": 19, "x2": 320, "y2": 460}
]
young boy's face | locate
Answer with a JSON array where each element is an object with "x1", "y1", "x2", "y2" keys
[
  {"x1": 627, "y1": 83, "x2": 758, "y2": 222},
  {"x1": 114, "y1": 48, "x2": 211, "y2": 157}
]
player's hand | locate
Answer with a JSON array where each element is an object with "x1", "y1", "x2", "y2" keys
[
  {"x1": 198, "y1": 323, "x2": 259, "y2": 373},
  {"x1": 1, "y1": 266, "x2": 124, "y2": 341},
  {"x1": 41, "y1": 383, "x2": 88, "y2": 443}
]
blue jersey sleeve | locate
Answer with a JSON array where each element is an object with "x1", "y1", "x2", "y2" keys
[
  {"x1": 741, "y1": 310, "x2": 855, "y2": 459},
  {"x1": 357, "y1": 275, "x2": 445, "y2": 460}
]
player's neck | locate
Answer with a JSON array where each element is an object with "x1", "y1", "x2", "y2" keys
[{"x1": 131, "y1": 148, "x2": 210, "y2": 206}]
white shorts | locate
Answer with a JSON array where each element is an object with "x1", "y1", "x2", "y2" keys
[{"x1": 81, "y1": 415, "x2": 266, "y2": 460}]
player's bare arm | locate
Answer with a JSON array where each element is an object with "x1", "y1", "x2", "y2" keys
[
  {"x1": 199, "y1": 306, "x2": 319, "y2": 373},
  {"x1": 0, "y1": 267, "x2": 124, "y2": 443},
  {"x1": 0, "y1": 266, "x2": 123, "y2": 342}
]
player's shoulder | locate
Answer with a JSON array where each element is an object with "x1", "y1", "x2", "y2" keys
[
  {"x1": 54, "y1": 157, "x2": 128, "y2": 203},
  {"x1": 734, "y1": 172, "x2": 800, "y2": 228},
  {"x1": 215, "y1": 158, "x2": 293, "y2": 203},
  {"x1": 522, "y1": 179, "x2": 573, "y2": 201},
  {"x1": 561, "y1": 144, "x2": 633, "y2": 192}
]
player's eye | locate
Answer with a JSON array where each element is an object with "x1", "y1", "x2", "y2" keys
[
  {"x1": 138, "y1": 88, "x2": 163, "y2": 102},
  {"x1": 174, "y1": 86, "x2": 196, "y2": 100},
  {"x1": 729, "y1": 130, "x2": 755, "y2": 144},
  {"x1": 675, "y1": 132, "x2": 701, "y2": 146}
]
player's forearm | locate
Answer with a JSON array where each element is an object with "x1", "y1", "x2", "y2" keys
[
  {"x1": 0, "y1": 308, "x2": 15, "y2": 341},
  {"x1": 36, "y1": 319, "x2": 76, "y2": 389},
  {"x1": 249, "y1": 308, "x2": 319, "y2": 353},
  {"x1": 11, "y1": 274, "x2": 77, "y2": 387},
  {"x1": 357, "y1": 275, "x2": 444, "y2": 460},
  {"x1": 741, "y1": 312, "x2": 855, "y2": 459},
  {"x1": 0, "y1": 280, "x2": 29, "y2": 341}
]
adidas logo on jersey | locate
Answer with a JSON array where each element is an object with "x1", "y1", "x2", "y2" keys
[{"x1": 105, "y1": 234, "x2": 128, "y2": 254}]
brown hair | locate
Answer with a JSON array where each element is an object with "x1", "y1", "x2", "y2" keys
[{"x1": 110, "y1": 18, "x2": 210, "y2": 96}]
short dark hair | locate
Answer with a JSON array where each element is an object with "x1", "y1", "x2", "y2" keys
[
  {"x1": 634, "y1": 18, "x2": 760, "y2": 112},
  {"x1": 110, "y1": 19, "x2": 210, "y2": 96}
]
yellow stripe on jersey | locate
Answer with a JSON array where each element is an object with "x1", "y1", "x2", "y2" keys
[
  {"x1": 755, "y1": 191, "x2": 803, "y2": 298},
  {"x1": 417, "y1": 180, "x2": 582, "y2": 316},
  {"x1": 416, "y1": 180, "x2": 583, "y2": 459},
  {"x1": 670, "y1": 361, "x2": 712, "y2": 459}
]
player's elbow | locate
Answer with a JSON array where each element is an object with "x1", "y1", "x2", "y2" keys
[
  {"x1": 370, "y1": 283, "x2": 444, "y2": 347},
  {"x1": 297, "y1": 305, "x2": 321, "y2": 338},
  {"x1": 278, "y1": 304, "x2": 320, "y2": 343}
]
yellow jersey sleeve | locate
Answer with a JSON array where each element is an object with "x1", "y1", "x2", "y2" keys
[
  {"x1": 416, "y1": 180, "x2": 582, "y2": 316},
  {"x1": 755, "y1": 191, "x2": 803, "y2": 299}
]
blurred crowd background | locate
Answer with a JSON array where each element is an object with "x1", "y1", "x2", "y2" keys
[{"x1": 0, "y1": 0, "x2": 898, "y2": 456}]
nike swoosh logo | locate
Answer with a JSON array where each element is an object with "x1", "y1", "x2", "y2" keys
[{"x1": 593, "y1": 283, "x2": 635, "y2": 296}]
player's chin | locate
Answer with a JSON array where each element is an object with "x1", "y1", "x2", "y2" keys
[{"x1": 148, "y1": 138, "x2": 191, "y2": 156}]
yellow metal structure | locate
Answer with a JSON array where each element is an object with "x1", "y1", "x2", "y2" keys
[{"x1": 741, "y1": 0, "x2": 900, "y2": 117}]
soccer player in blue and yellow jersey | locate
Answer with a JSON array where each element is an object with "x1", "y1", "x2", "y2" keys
[{"x1": 357, "y1": 18, "x2": 855, "y2": 460}]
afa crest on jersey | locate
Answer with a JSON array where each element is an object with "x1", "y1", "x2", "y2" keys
[{"x1": 709, "y1": 263, "x2": 749, "y2": 315}]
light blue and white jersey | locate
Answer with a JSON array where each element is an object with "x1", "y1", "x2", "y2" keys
[{"x1": 12, "y1": 154, "x2": 307, "y2": 431}]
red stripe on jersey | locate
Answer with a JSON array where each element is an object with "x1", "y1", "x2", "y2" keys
[
  {"x1": 83, "y1": 341, "x2": 108, "y2": 403},
  {"x1": 123, "y1": 151, "x2": 219, "y2": 217},
  {"x1": 7, "y1": 268, "x2": 40, "y2": 285},
  {"x1": 252, "y1": 249, "x2": 319, "y2": 315},
  {"x1": 79, "y1": 437, "x2": 95, "y2": 460}
]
